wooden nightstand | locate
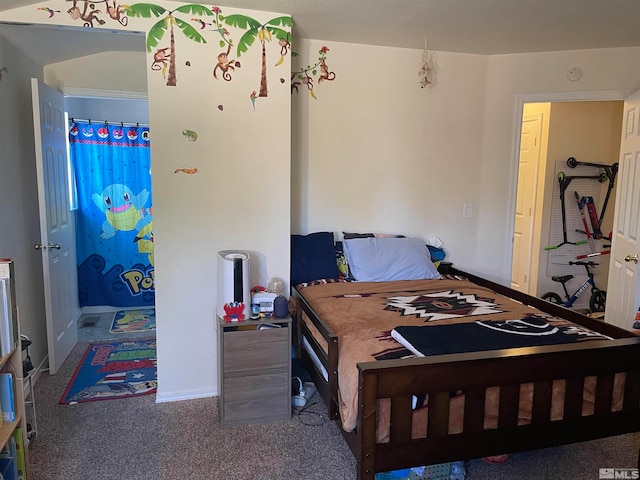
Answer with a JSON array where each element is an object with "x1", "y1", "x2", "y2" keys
[{"x1": 217, "y1": 315, "x2": 292, "y2": 426}]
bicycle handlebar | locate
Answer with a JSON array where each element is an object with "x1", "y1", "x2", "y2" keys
[{"x1": 568, "y1": 261, "x2": 599, "y2": 267}]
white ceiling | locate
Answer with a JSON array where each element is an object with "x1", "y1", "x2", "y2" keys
[{"x1": 2, "y1": 0, "x2": 640, "y2": 64}]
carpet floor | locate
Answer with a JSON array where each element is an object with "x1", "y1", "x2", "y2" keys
[{"x1": 26, "y1": 340, "x2": 640, "y2": 479}]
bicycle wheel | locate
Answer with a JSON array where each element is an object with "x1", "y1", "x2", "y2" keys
[
  {"x1": 542, "y1": 292, "x2": 563, "y2": 304},
  {"x1": 589, "y1": 290, "x2": 606, "y2": 313}
]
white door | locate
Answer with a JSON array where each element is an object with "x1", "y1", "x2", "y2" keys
[
  {"x1": 511, "y1": 113, "x2": 542, "y2": 294},
  {"x1": 31, "y1": 78, "x2": 79, "y2": 374},
  {"x1": 606, "y1": 90, "x2": 640, "y2": 330}
]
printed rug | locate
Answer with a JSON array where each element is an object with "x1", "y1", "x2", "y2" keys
[
  {"x1": 110, "y1": 308, "x2": 156, "y2": 333},
  {"x1": 60, "y1": 338, "x2": 157, "y2": 405}
]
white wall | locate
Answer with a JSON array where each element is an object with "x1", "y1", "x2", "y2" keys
[
  {"x1": 45, "y1": 51, "x2": 148, "y2": 93},
  {"x1": 292, "y1": 39, "x2": 488, "y2": 269},
  {"x1": 0, "y1": 37, "x2": 49, "y2": 370},
  {"x1": 294, "y1": 43, "x2": 640, "y2": 287},
  {"x1": 64, "y1": 96, "x2": 149, "y2": 125}
]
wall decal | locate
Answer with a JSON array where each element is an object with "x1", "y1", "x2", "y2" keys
[
  {"x1": 221, "y1": 13, "x2": 292, "y2": 97},
  {"x1": 25, "y1": 2, "x2": 291, "y2": 100},
  {"x1": 67, "y1": 0, "x2": 107, "y2": 26},
  {"x1": 37, "y1": 6, "x2": 60, "y2": 18},
  {"x1": 203, "y1": 6, "x2": 240, "y2": 82},
  {"x1": 217, "y1": 104, "x2": 224, "y2": 111},
  {"x1": 250, "y1": 90, "x2": 257, "y2": 109},
  {"x1": 126, "y1": 3, "x2": 211, "y2": 86},
  {"x1": 174, "y1": 168, "x2": 199, "y2": 174},
  {"x1": 213, "y1": 42, "x2": 240, "y2": 80},
  {"x1": 0, "y1": 66, "x2": 7, "y2": 81},
  {"x1": 181, "y1": 129, "x2": 198, "y2": 141},
  {"x1": 291, "y1": 46, "x2": 335, "y2": 99}
]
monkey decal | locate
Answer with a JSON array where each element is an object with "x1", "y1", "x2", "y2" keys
[
  {"x1": 318, "y1": 58, "x2": 336, "y2": 83},
  {"x1": 151, "y1": 47, "x2": 171, "y2": 78},
  {"x1": 291, "y1": 45, "x2": 336, "y2": 99},
  {"x1": 66, "y1": 0, "x2": 106, "y2": 27},
  {"x1": 213, "y1": 43, "x2": 241, "y2": 81},
  {"x1": 275, "y1": 37, "x2": 290, "y2": 66},
  {"x1": 105, "y1": 0, "x2": 128, "y2": 26},
  {"x1": 65, "y1": 0, "x2": 127, "y2": 26}
]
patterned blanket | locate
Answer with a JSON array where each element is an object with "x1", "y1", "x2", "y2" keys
[{"x1": 296, "y1": 276, "x2": 611, "y2": 433}]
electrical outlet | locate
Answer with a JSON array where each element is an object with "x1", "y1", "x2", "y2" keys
[{"x1": 463, "y1": 203, "x2": 473, "y2": 218}]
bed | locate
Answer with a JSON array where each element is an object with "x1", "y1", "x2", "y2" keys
[{"x1": 289, "y1": 232, "x2": 640, "y2": 479}]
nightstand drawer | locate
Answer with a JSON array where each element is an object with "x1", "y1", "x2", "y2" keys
[
  {"x1": 222, "y1": 372, "x2": 290, "y2": 425},
  {"x1": 223, "y1": 328, "x2": 288, "y2": 374}
]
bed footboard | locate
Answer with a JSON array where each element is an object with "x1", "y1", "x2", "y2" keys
[{"x1": 356, "y1": 338, "x2": 640, "y2": 479}]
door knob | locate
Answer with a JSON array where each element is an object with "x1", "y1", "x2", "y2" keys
[
  {"x1": 48, "y1": 243, "x2": 62, "y2": 250},
  {"x1": 625, "y1": 254, "x2": 639, "y2": 264},
  {"x1": 34, "y1": 243, "x2": 44, "y2": 250}
]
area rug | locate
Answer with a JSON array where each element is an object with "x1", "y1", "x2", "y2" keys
[
  {"x1": 110, "y1": 308, "x2": 156, "y2": 333},
  {"x1": 60, "y1": 338, "x2": 157, "y2": 405}
]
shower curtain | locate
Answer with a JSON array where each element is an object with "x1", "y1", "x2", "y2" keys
[{"x1": 70, "y1": 121, "x2": 154, "y2": 307}]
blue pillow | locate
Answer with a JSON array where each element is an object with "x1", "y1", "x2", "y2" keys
[
  {"x1": 291, "y1": 232, "x2": 340, "y2": 286},
  {"x1": 343, "y1": 237, "x2": 441, "y2": 282}
]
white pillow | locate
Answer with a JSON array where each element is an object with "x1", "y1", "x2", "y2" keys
[{"x1": 343, "y1": 237, "x2": 441, "y2": 282}]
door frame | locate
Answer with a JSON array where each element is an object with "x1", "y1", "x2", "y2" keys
[{"x1": 505, "y1": 90, "x2": 633, "y2": 290}]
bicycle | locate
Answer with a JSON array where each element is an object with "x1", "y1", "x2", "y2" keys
[{"x1": 541, "y1": 260, "x2": 606, "y2": 312}]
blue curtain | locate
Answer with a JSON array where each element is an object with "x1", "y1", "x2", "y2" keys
[{"x1": 70, "y1": 121, "x2": 154, "y2": 307}]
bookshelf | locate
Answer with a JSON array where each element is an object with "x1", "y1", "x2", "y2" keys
[{"x1": 0, "y1": 260, "x2": 29, "y2": 480}]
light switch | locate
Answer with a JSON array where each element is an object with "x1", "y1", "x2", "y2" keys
[{"x1": 463, "y1": 203, "x2": 472, "y2": 218}]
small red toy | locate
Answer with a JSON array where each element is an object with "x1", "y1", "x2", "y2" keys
[{"x1": 223, "y1": 302, "x2": 245, "y2": 323}]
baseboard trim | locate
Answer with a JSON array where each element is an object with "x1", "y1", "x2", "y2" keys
[{"x1": 155, "y1": 388, "x2": 216, "y2": 403}]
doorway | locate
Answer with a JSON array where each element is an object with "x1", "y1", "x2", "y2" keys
[
  {"x1": 64, "y1": 94, "x2": 155, "y2": 343},
  {"x1": 510, "y1": 97, "x2": 624, "y2": 312}
]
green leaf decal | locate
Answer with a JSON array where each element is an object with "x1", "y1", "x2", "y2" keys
[
  {"x1": 146, "y1": 19, "x2": 167, "y2": 51},
  {"x1": 266, "y1": 16, "x2": 292, "y2": 28},
  {"x1": 175, "y1": 4, "x2": 214, "y2": 16},
  {"x1": 266, "y1": 26, "x2": 289, "y2": 42},
  {"x1": 236, "y1": 30, "x2": 258, "y2": 57},
  {"x1": 223, "y1": 14, "x2": 261, "y2": 30},
  {"x1": 125, "y1": 3, "x2": 167, "y2": 18},
  {"x1": 175, "y1": 17, "x2": 207, "y2": 44}
]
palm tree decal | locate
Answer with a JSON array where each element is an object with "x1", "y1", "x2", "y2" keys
[
  {"x1": 222, "y1": 14, "x2": 292, "y2": 98},
  {"x1": 124, "y1": 3, "x2": 212, "y2": 87}
]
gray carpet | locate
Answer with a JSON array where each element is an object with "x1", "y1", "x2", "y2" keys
[{"x1": 27, "y1": 340, "x2": 640, "y2": 479}]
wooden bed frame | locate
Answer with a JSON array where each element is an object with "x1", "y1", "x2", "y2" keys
[{"x1": 290, "y1": 266, "x2": 640, "y2": 479}]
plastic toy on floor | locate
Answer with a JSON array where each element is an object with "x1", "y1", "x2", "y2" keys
[{"x1": 374, "y1": 461, "x2": 466, "y2": 480}]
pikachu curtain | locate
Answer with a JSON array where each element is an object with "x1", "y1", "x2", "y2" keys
[{"x1": 70, "y1": 121, "x2": 154, "y2": 307}]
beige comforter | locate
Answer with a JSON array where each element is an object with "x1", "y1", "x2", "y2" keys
[{"x1": 296, "y1": 277, "x2": 616, "y2": 435}]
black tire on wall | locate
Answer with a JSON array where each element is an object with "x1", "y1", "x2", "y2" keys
[
  {"x1": 589, "y1": 290, "x2": 606, "y2": 313},
  {"x1": 542, "y1": 292, "x2": 563, "y2": 304}
]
